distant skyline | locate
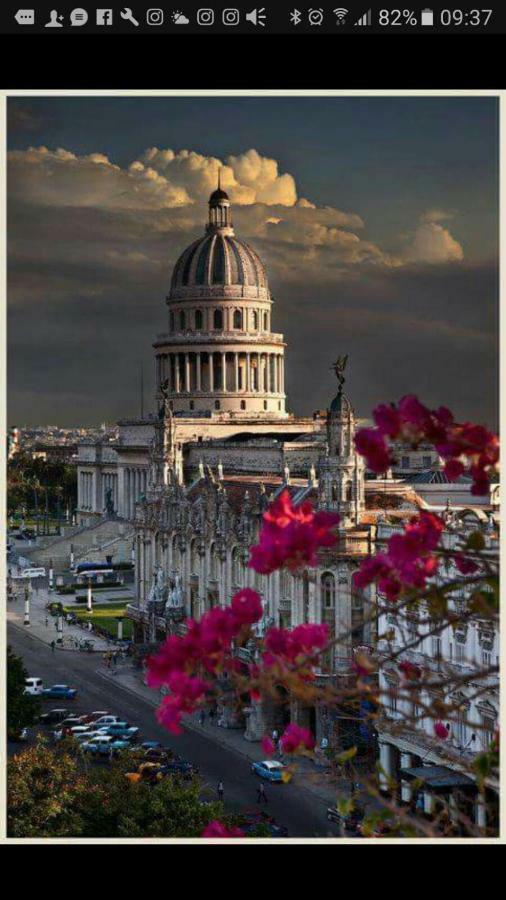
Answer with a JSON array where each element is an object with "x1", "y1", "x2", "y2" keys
[{"x1": 7, "y1": 95, "x2": 499, "y2": 429}]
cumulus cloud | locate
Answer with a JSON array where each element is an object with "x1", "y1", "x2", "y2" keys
[{"x1": 403, "y1": 210, "x2": 464, "y2": 264}]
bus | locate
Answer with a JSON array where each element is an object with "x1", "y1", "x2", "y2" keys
[{"x1": 75, "y1": 561, "x2": 114, "y2": 580}]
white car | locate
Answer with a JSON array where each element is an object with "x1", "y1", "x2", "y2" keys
[
  {"x1": 24, "y1": 677, "x2": 44, "y2": 696},
  {"x1": 13, "y1": 567, "x2": 46, "y2": 580},
  {"x1": 92, "y1": 715, "x2": 122, "y2": 727},
  {"x1": 73, "y1": 730, "x2": 106, "y2": 744}
]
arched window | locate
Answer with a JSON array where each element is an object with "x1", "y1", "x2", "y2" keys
[
  {"x1": 195, "y1": 309, "x2": 203, "y2": 330},
  {"x1": 251, "y1": 310, "x2": 258, "y2": 330},
  {"x1": 213, "y1": 309, "x2": 223, "y2": 330},
  {"x1": 322, "y1": 572, "x2": 336, "y2": 608},
  {"x1": 346, "y1": 482, "x2": 353, "y2": 503},
  {"x1": 179, "y1": 310, "x2": 186, "y2": 330},
  {"x1": 233, "y1": 309, "x2": 242, "y2": 329},
  {"x1": 232, "y1": 547, "x2": 243, "y2": 586},
  {"x1": 332, "y1": 484, "x2": 338, "y2": 502}
]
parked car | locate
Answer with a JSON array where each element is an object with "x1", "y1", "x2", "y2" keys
[
  {"x1": 91, "y1": 715, "x2": 122, "y2": 728},
  {"x1": 14, "y1": 567, "x2": 46, "y2": 579},
  {"x1": 98, "y1": 722, "x2": 139, "y2": 740},
  {"x1": 53, "y1": 718, "x2": 85, "y2": 739},
  {"x1": 238, "y1": 809, "x2": 289, "y2": 838},
  {"x1": 160, "y1": 759, "x2": 198, "y2": 781},
  {"x1": 24, "y1": 677, "x2": 44, "y2": 696},
  {"x1": 42, "y1": 684, "x2": 77, "y2": 700},
  {"x1": 82, "y1": 735, "x2": 130, "y2": 757},
  {"x1": 126, "y1": 762, "x2": 165, "y2": 785},
  {"x1": 326, "y1": 803, "x2": 366, "y2": 833},
  {"x1": 251, "y1": 760, "x2": 292, "y2": 783},
  {"x1": 78, "y1": 711, "x2": 110, "y2": 724},
  {"x1": 39, "y1": 708, "x2": 70, "y2": 725}
]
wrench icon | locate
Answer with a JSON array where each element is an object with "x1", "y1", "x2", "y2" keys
[{"x1": 120, "y1": 8, "x2": 139, "y2": 26}]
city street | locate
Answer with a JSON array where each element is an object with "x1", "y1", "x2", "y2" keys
[{"x1": 8, "y1": 623, "x2": 341, "y2": 838}]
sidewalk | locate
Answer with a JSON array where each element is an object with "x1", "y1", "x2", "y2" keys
[
  {"x1": 7, "y1": 582, "x2": 113, "y2": 653},
  {"x1": 99, "y1": 664, "x2": 350, "y2": 808}
]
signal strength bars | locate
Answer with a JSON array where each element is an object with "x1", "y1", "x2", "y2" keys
[{"x1": 354, "y1": 9, "x2": 372, "y2": 26}]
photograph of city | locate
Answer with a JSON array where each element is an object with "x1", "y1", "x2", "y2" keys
[{"x1": 6, "y1": 94, "x2": 499, "y2": 840}]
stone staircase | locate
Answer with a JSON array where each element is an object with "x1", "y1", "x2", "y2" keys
[{"x1": 24, "y1": 518, "x2": 135, "y2": 571}]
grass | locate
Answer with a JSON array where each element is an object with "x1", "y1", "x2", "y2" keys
[{"x1": 63, "y1": 602, "x2": 133, "y2": 640}]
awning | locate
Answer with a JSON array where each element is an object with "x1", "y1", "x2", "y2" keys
[{"x1": 400, "y1": 765, "x2": 476, "y2": 793}]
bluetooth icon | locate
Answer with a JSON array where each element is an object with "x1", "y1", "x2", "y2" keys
[{"x1": 290, "y1": 8, "x2": 302, "y2": 25}]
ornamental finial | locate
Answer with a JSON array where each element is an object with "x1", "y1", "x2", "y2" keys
[{"x1": 331, "y1": 354, "x2": 348, "y2": 390}]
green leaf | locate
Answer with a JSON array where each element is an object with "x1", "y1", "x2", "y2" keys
[{"x1": 336, "y1": 746, "x2": 357, "y2": 765}]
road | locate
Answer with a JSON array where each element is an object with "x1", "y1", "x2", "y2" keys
[{"x1": 8, "y1": 624, "x2": 340, "y2": 838}]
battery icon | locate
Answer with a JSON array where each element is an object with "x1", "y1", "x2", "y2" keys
[{"x1": 421, "y1": 8, "x2": 434, "y2": 26}]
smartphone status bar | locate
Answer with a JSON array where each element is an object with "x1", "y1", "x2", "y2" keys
[{"x1": 4, "y1": 5, "x2": 505, "y2": 34}]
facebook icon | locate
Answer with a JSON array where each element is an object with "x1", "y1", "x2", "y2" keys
[{"x1": 96, "y1": 9, "x2": 113, "y2": 25}]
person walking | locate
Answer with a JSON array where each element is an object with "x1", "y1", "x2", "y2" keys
[
  {"x1": 50, "y1": 640, "x2": 56, "y2": 652},
  {"x1": 271, "y1": 728, "x2": 279, "y2": 748},
  {"x1": 198, "y1": 709, "x2": 206, "y2": 726},
  {"x1": 208, "y1": 707, "x2": 215, "y2": 726},
  {"x1": 217, "y1": 781, "x2": 224, "y2": 803},
  {"x1": 257, "y1": 782, "x2": 268, "y2": 804},
  {"x1": 45, "y1": 616, "x2": 49, "y2": 628}
]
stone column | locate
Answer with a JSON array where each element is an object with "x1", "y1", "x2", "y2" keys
[
  {"x1": 281, "y1": 355, "x2": 285, "y2": 394},
  {"x1": 196, "y1": 353, "x2": 202, "y2": 391},
  {"x1": 400, "y1": 752, "x2": 412, "y2": 802},
  {"x1": 209, "y1": 353, "x2": 214, "y2": 392},
  {"x1": 221, "y1": 352, "x2": 227, "y2": 391},
  {"x1": 378, "y1": 740, "x2": 392, "y2": 792},
  {"x1": 234, "y1": 353, "x2": 239, "y2": 392},
  {"x1": 256, "y1": 352, "x2": 261, "y2": 391},
  {"x1": 266, "y1": 354, "x2": 271, "y2": 393},
  {"x1": 177, "y1": 354, "x2": 182, "y2": 392},
  {"x1": 185, "y1": 353, "x2": 190, "y2": 392},
  {"x1": 246, "y1": 353, "x2": 251, "y2": 391}
]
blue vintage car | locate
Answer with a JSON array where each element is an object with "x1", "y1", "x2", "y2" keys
[
  {"x1": 98, "y1": 722, "x2": 139, "y2": 740},
  {"x1": 82, "y1": 735, "x2": 130, "y2": 756},
  {"x1": 42, "y1": 684, "x2": 77, "y2": 700},
  {"x1": 251, "y1": 760, "x2": 292, "y2": 783}
]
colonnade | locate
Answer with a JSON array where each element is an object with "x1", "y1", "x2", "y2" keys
[
  {"x1": 124, "y1": 468, "x2": 148, "y2": 520},
  {"x1": 155, "y1": 350, "x2": 284, "y2": 395}
]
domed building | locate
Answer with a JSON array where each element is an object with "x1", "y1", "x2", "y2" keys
[{"x1": 153, "y1": 188, "x2": 287, "y2": 418}]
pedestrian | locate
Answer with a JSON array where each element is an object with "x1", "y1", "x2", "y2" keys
[
  {"x1": 271, "y1": 728, "x2": 279, "y2": 747},
  {"x1": 45, "y1": 616, "x2": 49, "y2": 628},
  {"x1": 198, "y1": 709, "x2": 206, "y2": 726},
  {"x1": 50, "y1": 640, "x2": 56, "y2": 653},
  {"x1": 217, "y1": 780, "x2": 224, "y2": 802},
  {"x1": 112, "y1": 652, "x2": 117, "y2": 667},
  {"x1": 208, "y1": 707, "x2": 215, "y2": 725},
  {"x1": 257, "y1": 782, "x2": 268, "y2": 804}
]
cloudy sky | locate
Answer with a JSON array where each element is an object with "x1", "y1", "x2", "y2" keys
[{"x1": 7, "y1": 95, "x2": 498, "y2": 428}]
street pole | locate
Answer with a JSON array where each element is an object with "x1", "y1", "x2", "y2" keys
[
  {"x1": 23, "y1": 585, "x2": 30, "y2": 626},
  {"x1": 117, "y1": 617, "x2": 124, "y2": 641},
  {"x1": 49, "y1": 558, "x2": 54, "y2": 591},
  {"x1": 57, "y1": 613, "x2": 63, "y2": 645},
  {"x1": 70, "y1": 543, "x2": 75, "y2": 572},
  {"x1": 131, "y1": 542, "x2": 136, "y2": 566},
  {"x1": 87, "y1": 579, "x2": 93, "y2": 613}
]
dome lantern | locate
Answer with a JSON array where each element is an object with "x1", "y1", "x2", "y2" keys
[{"x1": 207, "y1": 171, "x2": 232, "y2": 232}]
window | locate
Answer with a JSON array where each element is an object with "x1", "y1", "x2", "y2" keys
[
  {"x1": 240, "y1": 400, "x2": 246, "y2": 410},
  {"x1": 455, "y1": 643, "x2": 465, "y2": 665},
  {"x1": 401, "y1": 456, "x2": 410, "y2": 469},
  {"x1": 214, "y1": 400, "x2": 221, "y2": 410},
  {"x1": 481, "y1": 714, "x2": 496, "y2": 750},
  {"x1": 264, "y1": 400, "x2": 267, "y2": 410},
  {"x1": 431, "y1": 637, "x2": 442, "y2": 663},
  {"x1": 179, "y1": 311, "x2": 186, "y2": 330},
  {"x1": 213, "y1": 309, "x2": 223, "y2": 329},
  {"x1": 251, "y1": 310, "x2": 258, "y2": 330},
  {"x1": 482, "y1": 649, "x2": 491, "y2": 668},
  {"x1": 189, "y1": 401, "x2": 194, "y2": 410},
  {"x1": 321, "y1": 572, "x2": 335, "y2": 608},
  {"x1": 263, "y1": 312, "x2": 268, "y2": 330},
  {"x1": 233, "y1": 309, "x2": 242, "y2": 329},
  {"x1": 422, "y1": 456, "x2": 432, "y2": 468},
  {"x1": 195, "y1": 309, "x2": 203, "y2": 330}
]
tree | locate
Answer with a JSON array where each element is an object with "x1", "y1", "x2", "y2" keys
[{"x1": 7, "y1": 647, "x2": 41, "y2": 739}]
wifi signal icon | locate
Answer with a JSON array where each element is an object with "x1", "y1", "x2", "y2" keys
[{"x1": 333, "y1": 7, "x2": 348, "y2": 24}]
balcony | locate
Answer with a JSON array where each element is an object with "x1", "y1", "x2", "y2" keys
[{"x1": 154, "y1": 331, "x2": 285, "y2": 347}]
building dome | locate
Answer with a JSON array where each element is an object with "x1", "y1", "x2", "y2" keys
[{"x1": 170, "y1": 231, "x2": 268, "y2": 296}]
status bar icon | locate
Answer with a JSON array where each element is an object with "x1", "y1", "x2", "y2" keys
[{"x1": 421, "y1": 9, "x2": 434, "y2": 26}]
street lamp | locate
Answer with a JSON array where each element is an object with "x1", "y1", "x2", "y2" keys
[
  {"x1": 117, "y1": 616, "x2": 124, "y2": 642},
  {"x1": 49, "y1": 558, "x2": 54, "y2": 591},
  {"x1": 57, "y1": 613, "x2": 64, "y2": 645},
  {"x1": 87, "y1": 578, "x2": 93, "y2": 613},
  {"x1": 70, "y1": 543, "x2": 75, "y2": 572},
  {"x1": 23, "y1": 584, "x2": 30, "y2": 626}
]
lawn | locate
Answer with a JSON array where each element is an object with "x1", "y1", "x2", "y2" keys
[{"x1": 63, "y1": 602, "x2": 133, "y2": 640}]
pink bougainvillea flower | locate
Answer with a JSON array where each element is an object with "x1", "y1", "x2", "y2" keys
[
  {"x1": 355, "y1": 396, "x2": 498, "y2": 495},
  {"x1": 398, "y1": 660, "x2": 422, "y2": 682},
  {"x1": 263, "y1": 622, "x2": 329, "y2": 667},
  {"x1": 261, "y1": 736, "x2": 276, "y2": 756},
  {"x1": 249, "y1": 490, "x2": 339, "y2": 574},
  {"x1": 202, "y1": 821, "x2": 245, "y2": 838},
  {"x1": 279, "y1": 723, "x2": 315, "y2": 754},
  {"x1": 354, "y1": 428, "x2": 392, "y2": 474},
  {"x1": 434, "y1": 721, "x2": 449, "y2": 740},
  {"x1": 454, "y1": 553, "x2": 479, "y2": 575},
  {"x1": 230, "y1": 588, "x2": 263, "y2": 627},
  {"x1": 353, "y1": 513, "x2": 444, "y2": 602}
]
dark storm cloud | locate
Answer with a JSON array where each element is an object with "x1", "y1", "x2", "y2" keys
[{"x1": 7, "y1": 142, "x2": 498, "y2": 429}]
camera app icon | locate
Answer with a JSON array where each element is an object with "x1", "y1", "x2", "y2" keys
[
  {"x1": 147, "y1": 8, "x2": 164, "y2": 25},
  {"x1": 197, "y1": 8, "x2": 215, "y2": 25},
  {"x1": 223, "y1": 8, "x2": 240, "y2": 25}
]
